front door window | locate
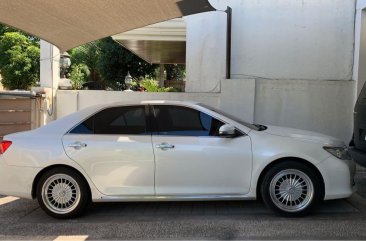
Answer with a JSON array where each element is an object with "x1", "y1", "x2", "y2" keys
[{"x1": 152, "y1": 105, "x2": 225, "y2": 137}]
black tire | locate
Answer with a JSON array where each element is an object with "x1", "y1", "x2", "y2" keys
[
  {"x1": 36, "y1": 167, "x2": 90, "y2": 219},
  {"x1": 260, "y1": 161, "x2": 323, "y2": 217}
]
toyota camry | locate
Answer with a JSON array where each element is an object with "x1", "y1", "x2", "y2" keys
[{"x1": 0, "y1": 101, "x2": 356, "y2": 218}]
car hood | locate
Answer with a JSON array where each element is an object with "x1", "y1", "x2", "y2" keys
[{"x1": 263, "y1": 125, "x2": 344, "y2": 146}]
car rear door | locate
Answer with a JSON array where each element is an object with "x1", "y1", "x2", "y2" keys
[
  {"x1": 62, "y1": 105, "x2": 155, "y2": 196},
  {"x1": 151, "y1": 105, "x2": 253, "y2": 196}
]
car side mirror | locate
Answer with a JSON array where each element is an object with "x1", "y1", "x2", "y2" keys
[{"x1": 219, "y1": 124, "x2": 236, "y2": 137}]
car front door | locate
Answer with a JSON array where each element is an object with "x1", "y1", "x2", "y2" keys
[
  {"x1": 62, "y1": 105, "x2": 155, "y2": 196},
  {"x1": 151, "y1": 105, "x2": 253, "y2": 196}
]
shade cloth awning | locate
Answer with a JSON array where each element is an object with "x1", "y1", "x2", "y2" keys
[{"x1": 0, "y1": 0, "x2": 214, "y2": 51}]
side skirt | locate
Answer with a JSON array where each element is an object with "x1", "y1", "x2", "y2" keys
[{"x1": 93, "y1": 194, "x2": 256, "y2": 203}]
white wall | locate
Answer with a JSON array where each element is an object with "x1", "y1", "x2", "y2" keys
[
  {"x1": 184, "y1": 11, "x2": 227, "y2": 92},
  {"x1": 185, "y1": 0, "x2": 356, "y2": 143},
  {"x1": 254, "y1": 79, "x2": 355, "y2": 142},
  {"x1": 56, "y1": 79, "x2": 256, "y2": 124},
  {"x1": 229, "y1": 0, "x2": 355, "y2": 80},
  {"x1": 358, "y1": 0, "x2": 366, "y2": 10},
  {"x1": 203, "y1": 0, "x2": 355, "y2": 81},
  {"x1": 56, "y1": 78, "x2": 354, "y2": 143}
]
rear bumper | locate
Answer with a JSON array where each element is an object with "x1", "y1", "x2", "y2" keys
[
  {"x1": 349, "y1": 147, "x2": 366, "y2": 167},
  {"x1": 0, "y1": 156, "x2": 41, "y2": 199}
]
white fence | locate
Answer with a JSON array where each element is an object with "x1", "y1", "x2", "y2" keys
[{"x1": 56, "y1": 79, "x2": 355, "y2": 143}]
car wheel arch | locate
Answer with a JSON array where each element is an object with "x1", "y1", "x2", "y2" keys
[
  {"x1": 31, "y1": 164, "x2": 92, "y2": 200},
  {"x1": 255, "y1": 157, "x2": 325, "y2": 201}
]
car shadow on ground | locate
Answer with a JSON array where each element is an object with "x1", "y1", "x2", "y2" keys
[
  {"x1": 0, "y1": 192, "x2": 365, "y2": 240},
  {"x1": 16, "y1": 198, "x2": 359, "y2": 224},
  {"x1": 1, "y1": 169, "x2": 366, "y2": 223}
]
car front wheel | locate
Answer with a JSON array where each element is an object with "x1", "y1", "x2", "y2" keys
[
  {"x1": 261, "y1": 161, "x2": 322, "y2": 217},
  {"x1": 36, "y1": 167, "x2": 90, "y2": 219}
]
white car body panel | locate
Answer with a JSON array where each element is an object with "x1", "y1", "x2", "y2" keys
[
  {"x1": 0, "y1": 155, "x2": 40, "y2": 198},
  {"x1": 0, "y1": 100, "x2": 356, "y2": 203},
  {"x1": 264, "y1": 126, "x2": 344, "y2": 146},
  {"x1": 246, "y1": 129, "x2": 353, "y2": 200},
  {"x1": 63, "y1": 134, "x2": 155, "y2": 196},
  {"x1": 0, "y1": 134, "x2": 101, "y2": 199},
  {"x1": 152, "y1": 135, "x2": 252, "y2": 195}
]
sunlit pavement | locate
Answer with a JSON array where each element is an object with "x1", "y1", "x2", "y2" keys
[{"x1": 0, "y1": 171, "x2": 366, "y2": 240}]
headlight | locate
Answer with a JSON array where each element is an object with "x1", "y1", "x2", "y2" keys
[{"x1": 323, "y1": 146, "x2": 352, "y2": 160}]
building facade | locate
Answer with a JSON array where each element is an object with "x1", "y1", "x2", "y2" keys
[
  {"x1": 182, "y1": 0, "x2": 357, "y2": 143},
  {"x1": 43, "y1": 0, "x2": 364, "y2": 143}
]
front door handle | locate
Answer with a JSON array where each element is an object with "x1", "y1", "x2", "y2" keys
[
  {"x1": 155, "y1": 142, "x2": 175, "y2": 150},
  {"x1": 68, "y1": 141, "x2": 87, "y2": 150}
]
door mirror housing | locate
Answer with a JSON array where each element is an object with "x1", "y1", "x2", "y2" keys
[{"x1": 219, "y1": 124, "x2": 236, "y2": 137}]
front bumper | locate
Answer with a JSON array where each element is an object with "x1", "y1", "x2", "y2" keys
[{"x1": 316, "y1": 155, "x2": 356, "y2": 200}]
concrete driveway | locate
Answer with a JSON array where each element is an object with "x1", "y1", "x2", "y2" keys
[{"x1": 1, "y1": 172, "x2": 366, "y2": 240}]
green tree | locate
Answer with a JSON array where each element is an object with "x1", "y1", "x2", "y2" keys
[
  {"x1": 68, "y1": 37, "x2": 158, "y2": 90},
  {"x1": 97, "y1": 37, "x2": 158, "y2": 89},
  {"x1": 0, "y1": 32, "x2": 40, "y2": 90},
  {"x1": 69, "y1": 43, "x2": 101, "y2": 85},
  {"x1": 0, "y1": 24, "x2": 39, "y2": 42},
  {"x1": 0, "y1": 25, "x2": 17, "y2": 36},
  {"x1": 165, "y1": 64, "x2": 186, "y2": 81}
]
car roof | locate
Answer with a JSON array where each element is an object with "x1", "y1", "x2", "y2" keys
[
  {"x1": 30, "y1": 100, "x2": 202, "y2": 136},
  {"x1": 106, "y1": 100, "x2": 199, "y2": 106},
  {"x1": 10, "y1": 100, "x2": 253, "y2": 138},
  {"x1": 82, "y1": 100, "x2": 202, "y2": 113}
]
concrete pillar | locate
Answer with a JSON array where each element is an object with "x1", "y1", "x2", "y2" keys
[
  {"x1": 36, "y1": 40, "x2": 61, "y2": 122},
  {"x1": 184, "y1": 11, "x2": 227, "y2": 93},
  {"x1": 40, "y1": 40, "x2": 60, "y2": 89}
]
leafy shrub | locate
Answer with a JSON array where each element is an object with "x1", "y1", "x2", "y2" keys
[
  {"x1": 69, "y1": 64, "x2": 90, "y2": 90},
  {"x1": 140, "y1": 78, "x2": 174, "y2": 92}
]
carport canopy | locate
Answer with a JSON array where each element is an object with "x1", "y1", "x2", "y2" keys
[
  {"x1": 113, "y1": 18, "x2": 187, "y2": 64},
  {"x1": 0, "y1": 0, "x2": 214, "y2": 51}
]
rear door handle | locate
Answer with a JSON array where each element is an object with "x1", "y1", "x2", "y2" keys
[
  {"x1": 155, "y1": 142, "x2": 175, "y2": 150},
  {"x1": 68, "y1": 142, "x2": 87, "y2": 150}
]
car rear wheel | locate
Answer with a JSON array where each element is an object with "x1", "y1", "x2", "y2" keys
[
  {"x1": 36, "y1": 167, "x2": 90, "y2": 219},
  {"x1": 260, "y1": 161, "x2": 322, "y2": 217}
]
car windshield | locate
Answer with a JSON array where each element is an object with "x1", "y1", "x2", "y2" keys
[{"x1": 198, "y1": 103, "x2": 263, "y2": 131}]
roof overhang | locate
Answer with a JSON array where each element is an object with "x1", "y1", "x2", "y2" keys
[
  {"x1": 0, "y1": 0, "x2": 214, "y2": 51},
  {"x1": 112, "y1": 19, "x2": 186, "y2": 64}
]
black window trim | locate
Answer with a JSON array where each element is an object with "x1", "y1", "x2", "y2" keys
[
  {"x1": 66, "y1": 104, "x2": 152, "y2": 136},
  {"x1": 150, "y1": 104, "x2": 246, "y2": 138}
]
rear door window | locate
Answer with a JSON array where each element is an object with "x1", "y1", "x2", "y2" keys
[{"x1": 70, "y1": 106, "x2": 148, "y2": 135}]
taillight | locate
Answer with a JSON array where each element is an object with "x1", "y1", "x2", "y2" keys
[{"x1": 0, "y1": 141, "x2": 12, "y2": 154}]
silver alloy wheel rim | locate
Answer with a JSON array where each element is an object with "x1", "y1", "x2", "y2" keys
[
  {"x1": 41, "y1": 174, "x2": 81, "y2": 214},
  {"x1": 269, "y1": 169, "x2": 314, "y2": 213}
]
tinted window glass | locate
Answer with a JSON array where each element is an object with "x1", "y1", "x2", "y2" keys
[
  {"x1": 70, "y1": 106, "x2": 147, "y2": 135},
  {"x1": 197, "y1": 103, "x2": 259, "y2": 130},
  {"x1": 153, "y1": 105, "x2": 225, "y2": 136},
  {"x1": 70, "y1": 117, "x2": 94, "y2": 134}
]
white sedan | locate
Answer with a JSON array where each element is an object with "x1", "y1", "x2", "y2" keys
[{"x1": 0, "y1": 101, "x2": 356, "y2": 218}]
